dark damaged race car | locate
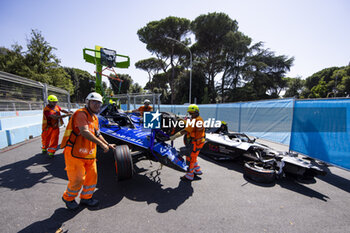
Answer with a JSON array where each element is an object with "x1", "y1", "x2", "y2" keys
[{"x1": 196, "y1": 126, "x2": 327, "y2": 183}]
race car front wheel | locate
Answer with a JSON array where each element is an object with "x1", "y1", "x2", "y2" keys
[
  {"x1": 244, "y1": 161, "x2": 276, "y2": 183},
  {"x1": 113, "y1": 145, "x2": 134, "y2": 181}
]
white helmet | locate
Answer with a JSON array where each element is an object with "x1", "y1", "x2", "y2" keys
[
  {"x1": 144, "y1": 99, "x2": 151, "y2": 104},
  {"x1": 86, "y1": 92, "x2": 103, "y2": 103}
]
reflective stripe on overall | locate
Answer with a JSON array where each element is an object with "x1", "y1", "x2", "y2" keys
[
  {"x1": 184, "y1": 116, "x2": 205, "y2": 180},
  {"x1": 62, "y1": 146, "x2": 98, "y2": 201},
  {"x1": 62, "y1": 108, "x2": 99, "y2": 201},
  {"x1": 41, "y1": 105, "x2": 62, "y2": 153},
  {"x1": 184, "y1": 140, "x2": 204, "y2": 180}
]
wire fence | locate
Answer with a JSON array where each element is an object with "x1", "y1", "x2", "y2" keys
[
  {"x1": 0, "y1": 71, "x2": 162, "y2": 112},
  {"x1": 112, "y1": 93, "x2": 162, "y2": 111},
  {"x1": 0, "y1": 71, "x2": 71, "y2": 111}
]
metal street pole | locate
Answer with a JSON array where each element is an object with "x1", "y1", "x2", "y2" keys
[{"x1": 164, "y1": 36, "x2": 192, "y2": 104}]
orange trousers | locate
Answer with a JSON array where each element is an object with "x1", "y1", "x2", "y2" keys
[
  {"x1": 184, "y1": 142, "x2": 204, "y2": 180},
  {"x1": 62, "y1": 147, "x2": 98, "y2": 201},
  {"x1": 41, "y1": 127, "x2": 59, "y2": 154}
]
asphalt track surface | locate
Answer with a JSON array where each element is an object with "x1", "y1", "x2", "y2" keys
[{"x1": 0, "y1": 133, "x2": 350, "y2": 233}]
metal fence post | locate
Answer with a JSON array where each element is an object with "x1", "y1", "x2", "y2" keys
[
  {"x1": 133, "y1": 95, "x2": 136, "y2": 110},
  {"x1": 127, "y1": 94, "x2": 130, "y2": 110},
  {"x1": 238, "y1": 102, "x2": 242, "y2": 133},
  {"x1": 157, "y1": 94, "x2": 161, "y2": 112},
  {"x1": 152, "y1": 94, "x2": 156, "y2": 111},
  {"x1": 289, "y1": 97, "x2": 296, "y2": 153},
  {"x1": 68, "y1": 93, "x2": 71, "y2": 111},
  {"x1": 43, "y1": 84, "x2": 48, "y2": 106}
]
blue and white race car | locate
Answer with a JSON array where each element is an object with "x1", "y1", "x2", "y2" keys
[{"x1": 98, "y1": 104, "x2": 187, "y2": 180}]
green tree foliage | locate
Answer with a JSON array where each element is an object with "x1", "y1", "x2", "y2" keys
[
  {"x1": 25, "y1": 30, "x2": 60, "y2": 73},
  {"x1": 0, "y1": 29, "x2": 74, "y2": 94},
  {"x1": 108, "y1": 73, "x2": 142, "y2": 94},
  {"x1": 0, "y1": 44, "x2": 28, "y2": 76},
  {"x1": 137, "y1": 16, "x2": 191, "y2": 103},
  {"x1": 191, "y1": 12, "x2": 238, "y2": 103},
  {"x1": 244, "y1": 49, "x2": 294, "y2": 99},
  {"x1": 137, "y1": 13, "x2": 294, "y2": 104},
  {"x1": 220, "y1": 31, "x2": 253, "y2": 102},
  {"x1": 310, "y1": 80, "x2": 328, "y2": 98},
  {"x1": 301, "y1": 66, "x2": 350, "y2": 98},
  {"x1": 173, "y1": 68, "x2": 206, "y2": 104},
  {"x1": 149, "y1": 73, "x2": 170, "y2": 103},
  {"x1": 227, "y1": 83, "x2": 258, "y2": 102},
  {"x1": 283, "y1": 77, "x2": 305, "y2": 98},
  {"x1": 149, "y1": 73, "x2": 169, "y2": 89},
  {"x1": 135, "y1": 57, "x2": 165, "y2": 88},
  {"x1": 109, "y1": 74, "x2": 130, "y2": 94},
  {"x1": 24, "y1": 30, "x2": 73, "y2": 93},
  {"x1": 130, "y1": 83, "x2": 142, "y2": 93},
  {"x1": 64, "y1": 67, "x2": 95, "y2": 102}
]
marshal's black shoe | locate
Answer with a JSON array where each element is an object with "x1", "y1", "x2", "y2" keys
[
  {"x1": 80, "y1": 198, "x2": 99, "y2": 207},
  {"x1": 62, "y1": 197, "x2": 79, "y2": 210}
]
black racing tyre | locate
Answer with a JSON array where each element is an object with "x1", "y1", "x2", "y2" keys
[
  {"x1": 244, "y1": 161, "x2": 276, "y2": 183},
  {"x1": 113, "y1": 145, "x2": 133, "y2": 181}
]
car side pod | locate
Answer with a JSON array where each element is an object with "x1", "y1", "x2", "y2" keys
[
  {"x1": 244, "y1": 161, "x2": 276, "y2": 183},
  {"x1": 113, "y1": 145, "x2": 134, "y2": 181}
]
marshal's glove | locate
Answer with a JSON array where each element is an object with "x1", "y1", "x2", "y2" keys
[{"x1": 169, "y1": 131, "x2": 184, "y2": 141}]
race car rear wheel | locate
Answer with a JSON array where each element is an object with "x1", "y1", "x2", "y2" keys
[
  {"x1": 244, "y1": 161, "x2": 276, "y2": 183},
  {"x1": 113, "y1": 145, "x2": 133, "y2": 181}
]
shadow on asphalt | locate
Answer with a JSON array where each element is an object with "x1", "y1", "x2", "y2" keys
[
  {"x1": 0, "y1": 152, "x2": 67, "y2": 190},
  {"x1": 18, "y1": 207, "x2": 83, "y2": 233},
  {"x1": 199, "y1": 153, "x2": 331, "y2": 201},
  {"x1": 94, "y1": 149, "x2": 194, "y2": 213},
  {"x1": 16, "y1": 149, "x2": 193, "y2": 232},
  {"x1": 316, "y1": 165, "x2": 350, "y2": 194}
]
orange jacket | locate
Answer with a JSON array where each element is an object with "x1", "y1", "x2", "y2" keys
[
  {"x1": 138, "y1": 105, "x2": 153, "y2": 116},
  {"x1": 185, "y1": 115, "x2": 205, "y2": 145},
  {"x1": 42, "y1": 105, "x2": 62, "y2": 130},
  {"x1": 61, "y1": 108, "x2": 99, "y2": 159}
]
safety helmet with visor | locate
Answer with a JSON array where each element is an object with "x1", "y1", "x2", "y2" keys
[
  {"x1": 48, "y1": 95, "x2": 58, "y2": 102},
  {"x1": 86, "y1": 92, "x2": 103, "y2": 103},
  {"x1": 86, "y1": 92, "x2": 103, "y2": 113},
  {"x1": 187, "y1": 104, "x2": 199, "y2": 113}
]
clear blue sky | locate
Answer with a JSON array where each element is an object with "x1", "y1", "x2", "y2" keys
[{"x1": 0, "y1": 0, "x2": 349, "y2": 87}]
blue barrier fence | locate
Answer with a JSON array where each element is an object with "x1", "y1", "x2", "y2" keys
[
  {"x1": 160, "y1": 99, "x2": 293, "y2": 145},
  {"x1": 2, "y1": 99, "x2": 350, "y2": 170},
  {"x1": 0, "y1": 110, "x2": 71, "y2": 149},
  {"x1": 290, "y1": 99, "x2": 350, "y2": 170},
  {"x1": 159, "y1": 98, "x2": 350, "y2": 170}
]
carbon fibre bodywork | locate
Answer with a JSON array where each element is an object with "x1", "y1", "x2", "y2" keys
[{"x1": 201, "y1": 128, "x2": 326, "y2": 179}]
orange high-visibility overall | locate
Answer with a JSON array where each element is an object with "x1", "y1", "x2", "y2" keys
[
  {"x1": 61, "y1": 108, "x2": 100, "y2": 201},
  {"x1": 41, "y1": 105, "x2": 62, "y2": 154},
  {"x1": 138, "y1": 105, "x2": 153, "y2": 116},
  {"x1": 184, "y1": 116, "x2": 205, "y2": 180}
]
